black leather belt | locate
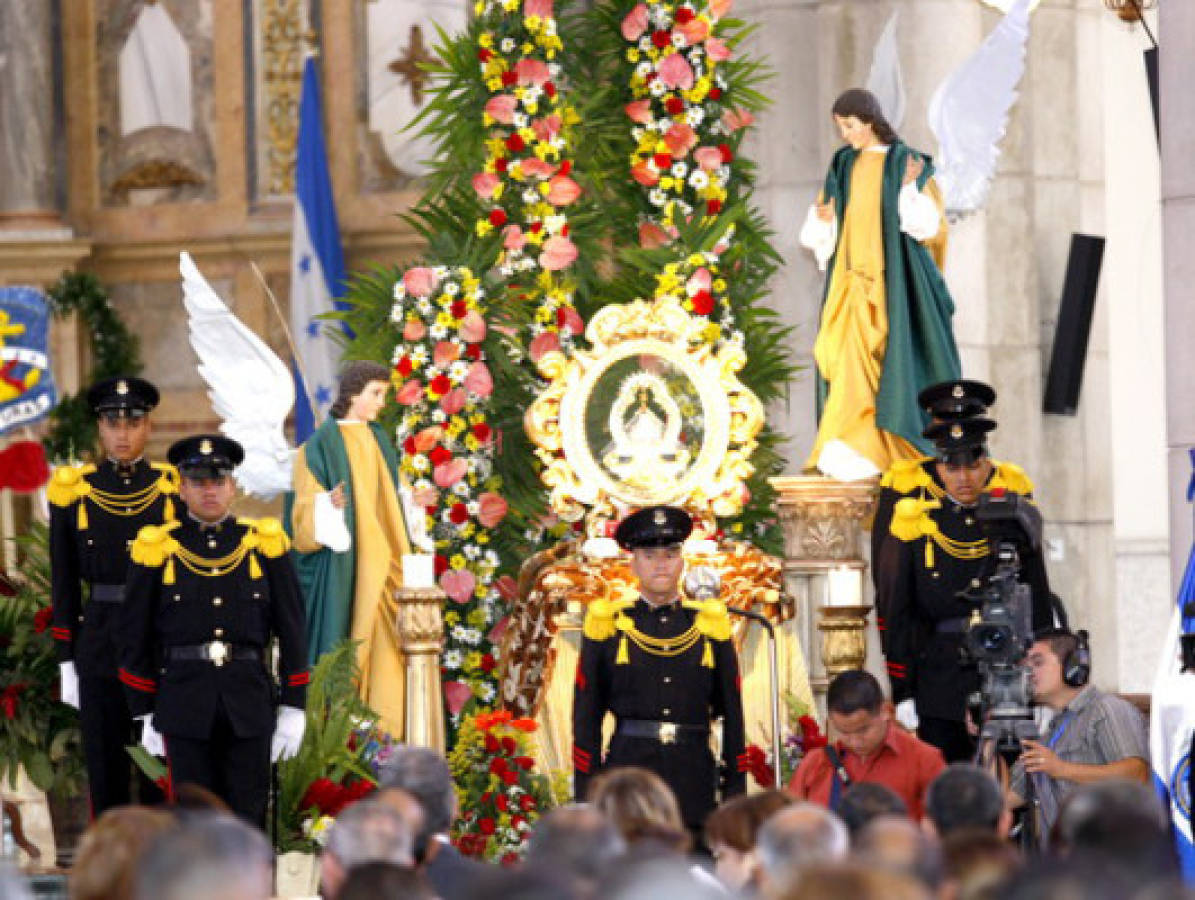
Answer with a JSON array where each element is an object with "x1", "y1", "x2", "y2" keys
[
  {"x1": 89, "y1": 583, "x2": 125, "y2": 603},
  {"x1": 616, "y1": 719, "x2": 709, "y2": 746},
  {"x1": 167, "y1": 642, "x2": 260, "y2": 667},
  {"x1": 935, "y1": 617, "x2": 970, "y2": 634}
]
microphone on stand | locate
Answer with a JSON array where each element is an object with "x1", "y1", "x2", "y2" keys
[{"x1": 685, "y1": 566, "x2": 784, "y2": 789}]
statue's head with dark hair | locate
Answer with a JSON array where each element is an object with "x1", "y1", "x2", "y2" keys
[
  {"x1": 331, "y1": 361, "x2": 392, "y2": 420},
  {"x1": 826, "y1": 670, "x2": 884, "y2": 716},
  {"x1": 831, "y1": 88, "x2": 899, "y2": 146}
]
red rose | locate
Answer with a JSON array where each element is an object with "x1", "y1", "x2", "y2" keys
[
  {"x1": 403, "y1": 436, "x2": 417, "y2": 455},
  {"x1": 495, "y1": 158, "x2": 508, "y2": 173},
  {"x1": 485, "y1": 733, "x2": 500, "y2": 753},
  {"x1": 496, "y1": 794, "x2": 509, "y2": 812},
  {"x1": 489, "y1": 757, "x2": 508, "y2": 775},
  {"x1": 478, "y1": 48, "x2": 493, "y2": 62},
  {"x1": 300, "y1": 777, "x2": 341, "y2": 816},
  {"x1": 544, "y1": 81, "x2": 556, "y2": 98},
  {"x1": 528, "y1": 221, "x2": 543, "y2": 234},
  {"x1": 345, "y1": 779, "x2": 376, "y2": 801},
  {"x1": 707, "y1": 199, "x2": 723, "y2": 215},
  {"x1": 429, "y1": 374, "x2": 452, "y2": 395},
  {"x1": 488, "y1": 209, "x2": 507, "y2": 228},
  {"x1": 515, "y1": 756, "x2": 534, "y2": 771},
  {"x1": 465, "y1": 344, "x2": 483, "y2": 361},
  {"x1": 718, "y1": 142, "x2": 733, "y2": 163},
  {"x1": 501, "y1": 70, "x2": 518, "y2": 86},
  {"x1": 1, "y1": 684, "x2": 25, "y2": 719},
  {"x1": 675, "y1": 7, "x2": 695, "y2": 23},
  {"x1": 653, "y1": 152, "x2": 672, "y2": 169},
  {"x1": 478, "y1": 817, "x2": 496, "y2": 835},
  {"x1": 480, "y1": 653, "x2": 497, "y2": 672},
  {"x1": 449, "y1": 503, "x2": 469, "y2": 525},
  {"x1": 396, "y1": 356, "x2": 413, "y2": 377},
  {"x1": 665, "y1": 97, "x2": 684, "y2": 115},
  {"x1": 501, "y1": 771, "x2": 519, "y2": 786},
  {"x1": 451, "y1": 299, "x2": 468, "y2": 319},
  {"x1": 434, "y1": 555, "x2": 449, "y2": 576},
  {"x1": 473, "y1": 422, "x2": 492, "y2": 442},
  {"x1": 501, "y1": 852, "x2": 520, "y2": 866},
  {"x1": 559, "y1": 160, "x2": 571, "y2": 175},
  {"x1": 708, "y1": 87, "x2": 722, "y2": 100},
  {"x1": 691, "y1": 290, "x2": 714, "y2": 315},
  {"x1": 651, "y1": 30, "x2": 670, "y2": 48},
  {"x1": 33, "y1": 607, "x2": 52, "y2": 635},
  {"x1": 506, "y1": 133, "x2": 526, "y2": 153},
  {"x1": 519, "y1": 795, "x2": 536, "y2": 812},
  {"x1": 511, "y1": 815, "x2": 527, "y2": 830},
  {"x1": 501, "y1": 736, "x2": 517, "y2": 755}
]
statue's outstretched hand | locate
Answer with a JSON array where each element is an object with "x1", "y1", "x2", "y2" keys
[
  {"x1": 815, "y1": 197, "x2": 836, "y2": 223},
  {"x1": 903, "y1": 155, "x2": 925, "y2": 187}
]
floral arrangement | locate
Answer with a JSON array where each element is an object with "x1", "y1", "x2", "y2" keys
[
  {"x1": 274, "y1": 641, "x2": 388, "y2": 852},
  {"x1": 448, "y1": 709, "x2": 564, "y2": 863},
  {"x1": 743, "y1": 692, "x2": 828, "y2": 788},
  {"x1": 0, "y1": 523, "x2": 85, "y2": 795}
]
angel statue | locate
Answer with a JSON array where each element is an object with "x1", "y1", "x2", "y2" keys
[
  {"x1": 180, "y1": 253, "x2": 429, "y2": 739},
  {"x1": 799, "y1": 87, "x2": 960, "y2": 483}
]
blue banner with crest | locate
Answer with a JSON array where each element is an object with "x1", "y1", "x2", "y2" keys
[{"x1": 0, "y1": 286, "x2": 57, "y2": 436}]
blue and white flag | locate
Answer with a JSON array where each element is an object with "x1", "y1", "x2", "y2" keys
[
  {"x1": 1150, "y1": 450, "x2": 1195, "y2": 882},
  {"x1": 290, "y1": 53, "x2": 348, "y2": 443},
  {"x1": 0, "y1": 286, "x2": 56, "y2": 436}
]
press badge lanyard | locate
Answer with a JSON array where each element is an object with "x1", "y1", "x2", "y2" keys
[{"x1": 1047, "y1": 710, "x2": 1074, "y2": 750}]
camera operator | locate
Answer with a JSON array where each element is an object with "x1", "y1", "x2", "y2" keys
[
  {"x1": 876, "y1": 414, "x2": 1055, "y2": 762},
  {"x1": 1007, "y1": 629, "x2": 1149, "y2": 834}
]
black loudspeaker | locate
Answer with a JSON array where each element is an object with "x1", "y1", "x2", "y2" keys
[
  {"x1": 1063, "y1": 629, "x2": 1091, "y2": 688},
  {"x1": 1044, "y1": 234, "x2": 1105, "y2": 416}
]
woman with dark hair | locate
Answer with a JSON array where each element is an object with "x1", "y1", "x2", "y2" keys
[
  {"x1": 704, "y1": 790, "x2": 794, "y2": 895},
  {"x1": 800, "y1": 88, "x2": 961, "y2": 482},
  {"x1": 285, "y1": 360, "x2": 413, "y2": 737}
]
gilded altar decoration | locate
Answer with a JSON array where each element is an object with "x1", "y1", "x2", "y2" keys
[
  {"x1": 525, "y1": 295, "x2": 764, "y2": 529},
  {"x1": 258, "y1": 0, "x2": 307, "y2": 196}
]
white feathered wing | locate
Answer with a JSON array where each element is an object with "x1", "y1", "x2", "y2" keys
[
  {"x1": 927, "y1": 0, "x2": 1031, "y2": 217},
  {"x1": 866, "y1": 10, "x2": 906, "y2": 132},
  {"x1": 180, "y1": 252, "x2": 297, "y2": 499}
]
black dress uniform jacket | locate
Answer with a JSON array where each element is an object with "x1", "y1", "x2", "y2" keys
[
  {"x1": 876, "y1": 467, "x2": 1053, "y2": 725},
  {"x1": 572, "y1": 597, "x2": 746, "y2": 829},
  {"x1": 118, "y1": 515, "x2": 309, "y2": 739},
  {"x1": 49, "y1": 459, "x2": 176, "y2": 675}
]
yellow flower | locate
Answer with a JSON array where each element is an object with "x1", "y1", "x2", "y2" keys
[
  {"x1": 476, "y1": 220, "x2": 494, "y2": 237},
  {"x1": 627, "y1": 48, "x2": 640, "y2": 63},
  {"x1": 465, "y1": 652, "x2": 482, "y2": 671},
  {"x1": 478, "y1": 33, "x2": 493, "y2": 48},
  {"x1": 445, "y1": 611, "x2": 461, "y2": 626},
  {"x1": 450, "y1": 554, "x2": 467, "y2": 570}
]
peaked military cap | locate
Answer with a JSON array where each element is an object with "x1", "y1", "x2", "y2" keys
[
  {"x1": 615, "y1": 505, "x2": 693, "y2": 551},
  {"x1": 924, "y1": 417, "x2": 996, "y2": 466},
  {"x1": 918, "y1": 379, "x2": 996, "y2": 421},
  {"x1": 168, "y1": 434, "x2": 244, "y2": 478},
  {"x1": 87, "y1": 376, "x2": 159, "y2": 417}
]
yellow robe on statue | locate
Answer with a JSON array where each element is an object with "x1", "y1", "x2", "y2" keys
[
  {"x1": 806, "y1": 152, "x2": 947, "y2": 476},
  {"x1": 291, "y1": 422, "x2": 411, "y2": 738}
]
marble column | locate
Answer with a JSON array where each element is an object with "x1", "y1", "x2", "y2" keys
[
  {"x1": 1161, "y1": 0, "x2": 1195, "y2": 601},
  {"x1": 0, "y1": 3, "x2": 61, "y2": 223}
]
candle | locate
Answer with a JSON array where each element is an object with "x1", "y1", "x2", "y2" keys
[
  {"x1": 403, "y1": 554, "x2": 436, "y2": 589},
  {"x1": 826, "y1": 565, "x2": 861, "y2": 607}
]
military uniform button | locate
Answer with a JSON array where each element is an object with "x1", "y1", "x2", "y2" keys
[
  {"x1": 214, "y1": 628, "x2": 224, "y2": 638},
  {"x1": 662, "y1": 708, "x2": 671, "y2": 716},
  {"x1": 971, "y1": 579, "x2": 982, "y2": 588},
  {"x1": 664, "y1": 676, "x2": 672, "y2": 684},
  {"x1": 213, "y1": 598, "x2": 223, "y2": 607},
  {"x1": 965, "y1": 517, "x2": 974, "y2": 526}
]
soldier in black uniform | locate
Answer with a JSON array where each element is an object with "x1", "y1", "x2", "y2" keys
[
  {"x1": 117, "y1": 435, "x2": 309, "y2": 825},
  {"x1": 48, "y1": 375, "x2": 176, "y2": 814},
  {"x1": 572, "y1": 506, "x2": 746, "y2": 836},
  {"x1": 876, "y1": 414, "x2": 1055, "y2": 762},
  {"x1": 871, "y1": 380, "x2": 997, "y2": 653}
]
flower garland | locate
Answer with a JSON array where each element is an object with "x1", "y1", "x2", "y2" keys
[
  {"x1": 448, "y1": 709, "x2": 563, "y2": 863},
  {"x1": 390, "y1": 266, "x2": 509, "y2": 717},
  {"x1": 620, "y1": 0, "x2": 755, "y2": 335},
  {"x1": 472, "y1": 0, "x2": 585, "y2": 364}
]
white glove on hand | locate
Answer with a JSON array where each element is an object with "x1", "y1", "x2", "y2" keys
[
  {"x1": 139, "y1": 716, "x2": 166, "y2": 757},
  {"x1": 895, "y1": 698, "x2": 920, "y2": 731},
  {"x1": 59, "y1": 661, "x2": 80, "y2": 709},
  {"x1": 271, "y1": 706, "x2": 306, "y2": 762}
]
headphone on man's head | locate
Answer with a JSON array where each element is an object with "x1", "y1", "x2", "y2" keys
[{"x1": 1062, "y1": 629, "x2": 1091, "y2": 688}]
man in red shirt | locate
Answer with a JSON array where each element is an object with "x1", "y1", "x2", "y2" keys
[{"x1": 788, "y1": 670, "x2": 945, "y2": 820}]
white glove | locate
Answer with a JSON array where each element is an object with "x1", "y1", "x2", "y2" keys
[
  {"x1": 895, "y1": 698, "x2": 920, "y2": 731},
  {"x1": 139, "y1": 716, "x2": 166, "y2": 757},
  {"x1": 59, "y1": 661, "x2": 80, "y2": 709},
  {"x1": 271, "y1": 706, "x2": 306, "y2": 762}
]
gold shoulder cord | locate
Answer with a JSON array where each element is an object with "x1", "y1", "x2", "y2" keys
[
  {"x1": 48, "y1": 463, "x2": 179, "y2": 530},
  {"x1": 130, "y1": 518, "x2": 286, "y2": 585}
]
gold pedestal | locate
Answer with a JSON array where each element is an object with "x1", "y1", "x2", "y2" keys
[
  {"x1": 817, "y1": 604, "x2": 874, "y2": 678},
  {"x1": 394, "y1": 586, "x2": 446, "y2": 753}
]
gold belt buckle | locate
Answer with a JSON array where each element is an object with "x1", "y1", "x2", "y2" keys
[
  {"x1": 207, "y1": 640, "x2": 229, "y2": 667},
  {"x1": 658, "y1": 722, "x2": 677, "y2": 745}
]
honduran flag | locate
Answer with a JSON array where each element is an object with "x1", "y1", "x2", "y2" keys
[
  {"x1": 290, "y1": 53, "x2": 348, "y2": 443},
  {"x1": 1150, "y1": 449, "x2": 1195, "y2": 881}
]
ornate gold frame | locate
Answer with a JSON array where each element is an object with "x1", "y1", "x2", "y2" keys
[{"x1": 525, "y1": 296, "x2": 764, "y2": 526}]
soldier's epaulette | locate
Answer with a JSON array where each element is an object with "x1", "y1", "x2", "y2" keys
[
  {"x1": 46, "y1": 463, "x2": 96, "y2": 508},
  {"x1": 151, "y1": 462, "x2": 181, "y2": 492},
  {"x1": 890, "y1": 496, "x2": 941, "y2": 542},
  {"x1": 989, "y1": 461, "x2": 1034, "y2": 495},
  {"x1": 238, "y1": 517, "x2": 290, "y2": 559},
  {"x1": 682, "y1": 598, "x2": 732, "y2": 642},
  {"x1": 582, "y1": 598, "x2": 635, "y2": 642},
  {"x1": 881, "y1": 457, "x2": 933, "y2": 494},
  {"x1": 130, "y1": 521, "x2": 182, "y2": 568}
]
